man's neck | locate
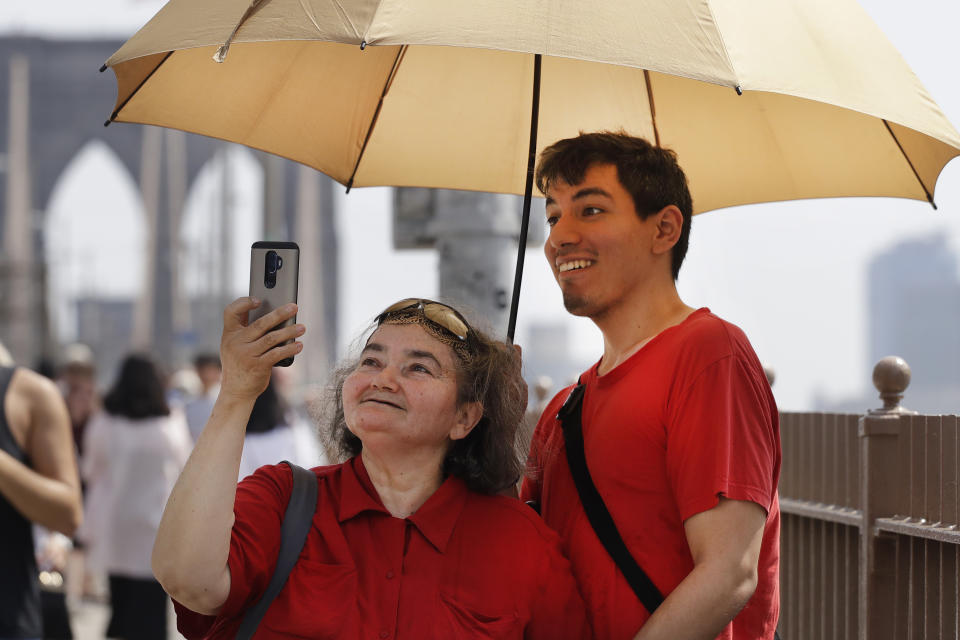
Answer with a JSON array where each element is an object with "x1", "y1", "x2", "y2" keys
[{"x1": 594, "y1": 283, "x2": 696, "y2": 376}]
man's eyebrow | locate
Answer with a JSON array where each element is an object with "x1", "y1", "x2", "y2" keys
[
  {"x1": 544, "y1": 187, "x2": 612, "y2": 208},
  {"x1": 572, "y1": 186, "x2": 613, "y2": 201},
  {"x1": 406, "y1": 349, "x2": 442, "y2": 368}
]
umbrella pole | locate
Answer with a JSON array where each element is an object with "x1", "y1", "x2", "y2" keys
[{"x1": 506, "y1": 53, "x2": 542, "y2": 343}]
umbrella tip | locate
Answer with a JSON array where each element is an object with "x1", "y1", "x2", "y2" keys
[
  {"x1": 103, "y1": 119, "x2": 112, "y2": 128},
  {"x1": 360, "y1": 40, "x2": 367, "y2": 50},
  {"x1": 735, "y1": 85, "x2": 743, "y2": 96},
  {"x1": 99, "y1": 63, "x2": 107, "y2": 73}
]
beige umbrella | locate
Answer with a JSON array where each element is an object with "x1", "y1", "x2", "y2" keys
[{"x1": 102, "y1": 0, "x2": 960, "y2": 336}]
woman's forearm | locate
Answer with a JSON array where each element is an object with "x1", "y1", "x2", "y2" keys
[
  {"x1": 153, "y1": 297, "x2": 303, "y2": 614},
  {"x1": 151, "y1": 393, "x2": 254, "y2": 614}
]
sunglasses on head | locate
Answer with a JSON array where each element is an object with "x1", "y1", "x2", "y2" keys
[{"x1": 377, "y1": 298, "x2": 472, "y2": 342}]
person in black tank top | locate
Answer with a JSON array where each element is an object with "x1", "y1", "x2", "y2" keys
[{"x1": 0, "y1": 364, "x2": 82, "y2": 639}]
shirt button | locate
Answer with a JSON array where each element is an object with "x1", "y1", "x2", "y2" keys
[
  {"x1": 385, "y1": 570, "x2": 394, "y2": 579},
  {"x1": 379, "y1": 632, "x2": 389, "y2": 639}
]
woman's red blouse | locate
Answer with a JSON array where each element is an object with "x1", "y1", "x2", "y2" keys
[{"x1": 174, "y1": 457, "x2": 588, "y2": 639}]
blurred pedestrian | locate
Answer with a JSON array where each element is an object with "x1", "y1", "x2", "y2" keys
[
  {"x1": 184, "y1": 353, "x2": 221, "y2": 442},
  {"x1": 56, "y1": 345, "x2": 104, "y2": 606},
  {"x1": 237, "y1": 378, "x2": 323, "y2": 481},
  {"x1": 0, "y1": 342, "x2": 83, "y2": 640},
  {"x1": 34, "y1": 526, "x2": 74, "y2": 639},
  {"x1": 55, "y1": 344, "x2": 99, "y2": 458},
  {"x1": 81, "y1": 354, "x2": 191, "y2": 640}
]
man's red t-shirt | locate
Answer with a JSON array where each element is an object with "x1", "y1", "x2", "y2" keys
[
  {"x1": 521, "y1": 308, "x2": 781, "y2": 640},
  {"x1": 176, "y1": 457, "x2": 588, "y2": 639}
]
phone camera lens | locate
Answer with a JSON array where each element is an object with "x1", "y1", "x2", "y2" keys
[{"x1": 265, "y1": 251, "x2": 279, "y2": 274}]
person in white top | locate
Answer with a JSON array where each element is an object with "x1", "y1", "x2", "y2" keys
[
  {"x1": 236, "y1": 378, "x2": 323, "y2": 481},
  {"x1": 81, "y1": 354, "x2": 191, "y2": 640}
]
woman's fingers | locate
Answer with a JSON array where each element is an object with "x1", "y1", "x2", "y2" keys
[
  {"x1": 245, "y1": 303, "x2": 299, "y2": 340},
  {"x1": 251, "y1": 323, "x2": 306, "y2": 357},
  {"x1": 219, "y1": 299, "x2": 304, "y2": 399},
  {"x1": 260, "y1": 339, "x2": 304, "y2": 366}
]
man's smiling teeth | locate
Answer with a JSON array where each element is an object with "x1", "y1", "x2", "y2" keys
[{"x1": 558, "y1": 259, "x2": 594, "y2": 273}]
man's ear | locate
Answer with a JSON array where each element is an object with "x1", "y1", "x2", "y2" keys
[
  {"x1": 651, "y1": 205, "x2": 683, "y2": 255},
  {"x1": 449, "y1": 402, "x2": 483, "y2": 441}
]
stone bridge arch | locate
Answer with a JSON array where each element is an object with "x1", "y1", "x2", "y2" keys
[{"x1": 0, "y1": 36, "x2": 336, "y2": 376}]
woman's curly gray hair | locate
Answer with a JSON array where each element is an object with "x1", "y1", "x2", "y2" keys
[{"x1": 321, "y1": 305, "x2": 526, "y2": 494}]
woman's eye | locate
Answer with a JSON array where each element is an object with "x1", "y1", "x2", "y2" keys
[
  {"x1": 360, "y1": 357, "x2": 380, "y2": 368},
  {"x1": 546, "y1": 215, "x2": 559, "y2": 227},
  {"x1": 582, "y1": 206, "x2": 602, "y2": 216},
  {"x1": 409, "y1": 363, "x2": 434, "y2": 375}
]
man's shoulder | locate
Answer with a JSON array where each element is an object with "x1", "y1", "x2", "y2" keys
[{"x1": 671, "y1": 309, "x2": 756, "y2": 362}]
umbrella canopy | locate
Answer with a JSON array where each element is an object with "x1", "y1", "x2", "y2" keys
[{"x1": 105, "y1": 0, "x2": 960, "y2": 214}]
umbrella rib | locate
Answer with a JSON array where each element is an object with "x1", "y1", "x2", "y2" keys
[
  {"x1": 643, "y1": 70, "x2": 662, "y2": 148},
  {"x1": 103, "y1": 51, "x2": 174, "y2": 127},
  {"x1": 345, "y1": 45, "x2": 409, "y2": 192},
  {"x1": 882, "y1": 119, "x2": 937, "y2": 209},
  {"x1": 214, "y1": 0, "x2": 272, "y2": 63}
]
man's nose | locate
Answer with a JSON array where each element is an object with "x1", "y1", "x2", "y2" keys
[{"x1": 547, "y1": 215, "x2": 580, "y2": 250}]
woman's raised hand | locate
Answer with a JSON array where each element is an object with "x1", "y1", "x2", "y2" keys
[{"x1": 219, "y1": 297, "x2": 305, "y2": 401}]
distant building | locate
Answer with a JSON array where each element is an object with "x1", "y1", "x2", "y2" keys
[
  {"x1": 74, "y1": 297, "x2": 134, "y2": 386},
  {"x1": 866, "y1": 235, "x2": 960, "y2": 414}
]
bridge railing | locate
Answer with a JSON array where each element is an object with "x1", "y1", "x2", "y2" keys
[{"x1": 778, "y1": 356, "x2": 959, "y2": 640}]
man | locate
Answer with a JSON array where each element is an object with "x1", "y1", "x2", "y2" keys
[
  {"x1": 56, "y1": 343, "x2": 99, "y2": 457},
  {"x1": 184, "y1": 352, "x2": 222, "y2": 441},
  {"x1": 0, "y1": 348, "x2": 83, "y2": 639},
  {"x1": 521, "y1": 132, "x2": 780, "y2": 640}
]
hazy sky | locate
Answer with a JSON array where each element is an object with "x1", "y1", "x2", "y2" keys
[{"x1": 3, "y1": 0, "x2": 959, "y2": 411}]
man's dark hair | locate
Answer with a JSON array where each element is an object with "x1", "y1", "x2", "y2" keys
[
  {"x1": 536, "y1": 131, "x2": 693, "y2": 280},
  {"x1": 103, "y1": 354, "x2": 170, "y2": 420},
  {"x1": 323, "y1": 306, "x2": 525, "y2": 495}
]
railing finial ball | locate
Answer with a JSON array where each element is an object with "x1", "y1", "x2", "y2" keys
[{"x1": 871, "y1": 355, "x2": 913, "y2": 414}]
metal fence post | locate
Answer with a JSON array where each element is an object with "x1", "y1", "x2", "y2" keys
[{"x1": 859, "y1": 356, "x2": 915, "y2": 640}]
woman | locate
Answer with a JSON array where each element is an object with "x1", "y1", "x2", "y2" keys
[
  {"x1": 81, "y1": 354, "x2": 191, "y2": 640},
  {"x1": 154, "y1": 297, "x2": 588, "y2": 639}
]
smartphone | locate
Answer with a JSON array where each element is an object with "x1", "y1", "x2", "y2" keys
[{"x1": 248, "y1": 241, "x2": 300, "y2": 367}]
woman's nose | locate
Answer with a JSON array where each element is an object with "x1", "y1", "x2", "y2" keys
[{"x1": 370, "y1": 365, "x2": 399, "y2": 390}]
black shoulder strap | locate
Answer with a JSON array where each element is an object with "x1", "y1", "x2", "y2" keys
[
  {"x1": 235, "y1": 461, "x2": 318, "y2": 640},
  {"x1": 558, "y1": 382, "x2": 665, "y2": 615}
]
